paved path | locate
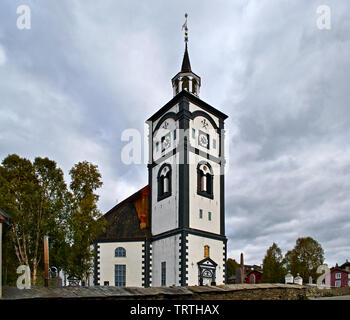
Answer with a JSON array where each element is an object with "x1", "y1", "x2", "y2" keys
[{"x1": 309, "y1": 295, "x2": 350, "y2": 300}]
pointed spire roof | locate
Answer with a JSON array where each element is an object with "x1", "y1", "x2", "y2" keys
[{"x1": 181, "y1": 43, "x2": 192, "y2": 73}]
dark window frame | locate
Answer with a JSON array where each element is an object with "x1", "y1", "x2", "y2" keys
[
  {"x1": 115, "y1": 247, "x2": 126, "y2": 257},
  {"x1": 157, "y1": 163, "x2": 172, "y2": 201},
  {"x1": 197, "y1": 162, "x2": 214, "y2": 199},
  {"x1": 115, "y1": 264, "x2": 126, "y2": 287},
  {"x1": 161, "y1": 261, "x2": 166, "y2": 286}
]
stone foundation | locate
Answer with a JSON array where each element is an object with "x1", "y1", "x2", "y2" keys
[{"x1": 2, "y1": 283, "x2": 350, "y2": 300}]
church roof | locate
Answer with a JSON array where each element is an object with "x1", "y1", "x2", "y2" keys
[{"x1": 95, "y1": 185, "x2": 151, "y2": 242}]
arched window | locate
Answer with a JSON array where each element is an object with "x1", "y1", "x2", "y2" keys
[
  {"x1": 157, "y1": 163, "x2": 172, "y2": 201},
  {"x1": 192, "y1": 78, "x2": 198, "y2": 94},
  {"x1": 115, "y1": 247, "x2": 126, "y2": 257},
  {"x1": 182, "y1": 76, "x2": 189, "y2": 91},
  {"x1": 174, "y1": 79, "x2": 179, "y2": 94},
  {"x1": 249, "y1": 273, "x2": 256, "y2": 284},
  {"x1": 197, "y1": 162, "x2": 213, "y2": 199}
]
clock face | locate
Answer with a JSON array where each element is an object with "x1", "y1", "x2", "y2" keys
[
  {"x1": 198, "y1": 131, "x2": 209, "y2": 149},
  {"x1": 161, "y1": 133, "x2": 171, "y2": 151}
]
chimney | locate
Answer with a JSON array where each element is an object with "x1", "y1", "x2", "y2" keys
[{"x1": 240, "y1": 253, "x2": 244, "y2": 284}]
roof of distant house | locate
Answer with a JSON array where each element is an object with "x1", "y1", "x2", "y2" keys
[{"x1": 330, "y1": 266, "x2": 350, "y2": 274}]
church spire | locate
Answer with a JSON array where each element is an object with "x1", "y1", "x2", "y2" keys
[
  {"x1": 171, "y1": 13, "x2": 201, "y2": 97},
  {"x1": 181, "y1": 43, "x2": 192, "y2": 73},
  {"x1": 181, "y1": 13, "x2": 191, "y2": 73}
]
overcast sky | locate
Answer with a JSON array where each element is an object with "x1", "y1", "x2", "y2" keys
[{"x1": 0, "y1": 0, "x2": 349, "y2": 268}]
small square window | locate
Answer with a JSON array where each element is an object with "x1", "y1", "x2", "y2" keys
[
  {"x1": 208, "y1": 212, "x2": 212, "y2": 221},
  {"x1": 104, "y1": 281, "x2": 109, "y2": 286},
  {"x1": 192, "y1": 128, "x2": 196, "y2": 139},
  {"x1": 199, "y1": 209, "x2": 203, "y2": 219},
  {"x1": 336, "y1": 273, "x2": 341, "y2": 279}
]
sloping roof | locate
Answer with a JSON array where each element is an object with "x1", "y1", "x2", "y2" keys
[
  {"x1": 340, "y1": 260, "x2": 350, "y2": 269},
  {"x1": 0, "y1": 208, "x2": 9, "y2": 224},
  {"x1": 96, "y1": 186, "x2": 151, "y2": 242},
  {"x1": 147, "y1": 89, "x2": 228, "y2": 122},
  {"x1": 330, "y1": 267, "x2": 350, "y2": 274}
]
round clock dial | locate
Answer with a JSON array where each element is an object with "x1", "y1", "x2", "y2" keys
[
  {"x1": 162, "y1": 136, "x2": 171, "y2": 150},
  {"x1": 199, "y1": 134, "x2": 208, "y2": 147}
]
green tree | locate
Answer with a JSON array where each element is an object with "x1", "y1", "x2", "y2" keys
[
  {"x1": 262, "y1": 243, "x2": 285, "y2": 283},
  {"x1": 66, "y1": 161, "x2": 105, "y2": 284},
  {"x1": 226, "y1": 258, "x2": 239, "y2": 280},
  {"x1": 284, "y1": 237, "x2": 324, "y2": 282},
  {"x1": 0, "y1": 154, "x2": 68, "y2": 284}
]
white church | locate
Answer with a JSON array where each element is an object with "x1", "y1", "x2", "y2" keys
[{"x1": 92, "y1": 24, "x2": 228, "y2": 287}]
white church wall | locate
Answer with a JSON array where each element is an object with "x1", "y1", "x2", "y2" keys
[
  {"x1": 188, "y1": 152, "x2": 221, "y2": 235},
  {"x1": 187, "y1": 234, "x2": 225, "y2": 286},
  {"x1": 151, "y1": 153, "x2": 179, "y2": 235},
  {"x1": 152, "y1": 103, "x2": 179, "y2": 131},
  {"x1": 189, "y1": 114, "x2": 220, "y2": 159},
  {"x1": 152, "y1": 235, "x2": 181, "y2": 287},
  {"x1": 98, "y1": 241, "x2": 143, "y2": 287},
  {"x1": 189, "y1": 102, "x2": 220, "y2": 127}
]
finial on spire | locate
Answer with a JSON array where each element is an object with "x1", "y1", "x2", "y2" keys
[{"x1": 182, "y1": 13, "x2": 189, "y2": 44}]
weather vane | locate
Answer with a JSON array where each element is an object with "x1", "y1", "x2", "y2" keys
[{"x1": 182, "y1": 13, "x2": 189, "y2": 44}]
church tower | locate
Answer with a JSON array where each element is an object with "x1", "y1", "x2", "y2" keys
[{"x1": 147, "y1": 15, "x2": 228, "y2": 287}]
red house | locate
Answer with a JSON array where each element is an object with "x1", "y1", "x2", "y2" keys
[
  {"x1": 245, "y1": 270, "x2": 263, "y2": 284},
  {"x1": 330, "y1": 267, "x2": 350, "y2": 288}
]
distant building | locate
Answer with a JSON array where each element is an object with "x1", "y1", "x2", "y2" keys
[
  {"x1": 230, "y1": 264, "x2": 263, "y2": 284},
  {"x1": 245, "y1": 270, "x2": 263, "y2": 284},
  {"x1": 0, "y1": 209, "x2": 9, "y2": 298},
  {"x1": 330, "y1": 262, "x2": 350, "y2": 288}
]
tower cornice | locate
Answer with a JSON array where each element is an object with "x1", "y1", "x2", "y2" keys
[{"x1": 147, "y1": 90, "x2": 228, "y2": 122}]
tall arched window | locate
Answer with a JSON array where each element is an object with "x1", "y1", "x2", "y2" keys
[
  {"x1": 115, "y1": 247, "x2": 126, "y2": 257},
  {"x1": 197, "y1": 162, "x2": 213, "y2": 199},
  {"x1": 157, "y1": 163, "x2": 172, "y2": 201}
]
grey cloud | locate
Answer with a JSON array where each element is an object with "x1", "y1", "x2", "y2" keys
[{"x1": 0, "y1": 0, "x2": 349, "y2": 267}]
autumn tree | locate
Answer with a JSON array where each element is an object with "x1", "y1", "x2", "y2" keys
[
  {"x1": 262, "y1": 243, "x2": 285, "y2": 283},
  {"x1": 226, "y1": 258, "x2": 240, "y2": 280},
  {"x1": 0, "y1": 154, "x2": 68, "y2": 284},
  {"x1": 66, "y1": 161, "x2": 105, "y2": 284},
  {"x1": 284, "y1": 237, "x2": 324, "y2": 281}
]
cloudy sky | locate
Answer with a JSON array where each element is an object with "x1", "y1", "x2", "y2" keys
[{"x1": 0, "y1": 0, "x2": 349, "y2": 267}]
